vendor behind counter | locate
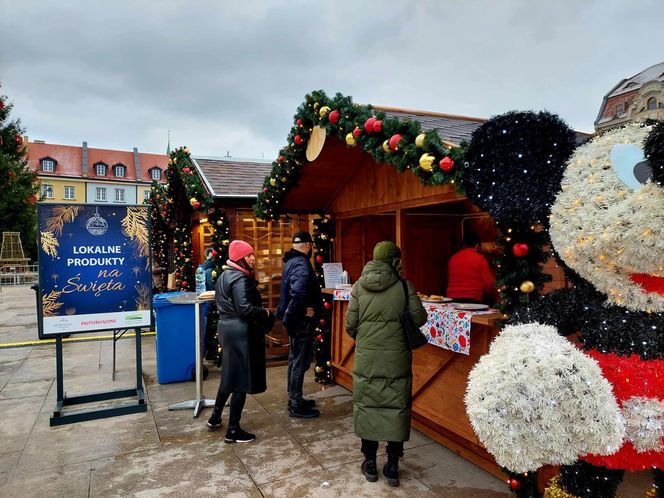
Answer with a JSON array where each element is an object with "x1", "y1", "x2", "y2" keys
[{"x1": 446, "y1": 232, "x2": 497, "y2": 305}]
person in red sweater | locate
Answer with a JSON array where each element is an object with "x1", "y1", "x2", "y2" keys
[{"x1": 446, "y1": 232, "x2": 496, "y2": 305}]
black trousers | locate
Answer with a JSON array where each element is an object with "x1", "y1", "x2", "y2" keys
[
  {"x1": 213, "y1": 390, "x2": 247, "y2": 427},
  {"x1": 287, "y1": 321, "x2": 314, "y2": 403},
  {"x1": 361, "y1": 438, "x2": 404, "y2": 458}
]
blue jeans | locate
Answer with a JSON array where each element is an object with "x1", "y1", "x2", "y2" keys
[{"x1": 287, "y1": 320, "x2": 314, "y2": 403}]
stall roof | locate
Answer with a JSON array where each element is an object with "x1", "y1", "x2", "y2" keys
[
  {"x1": 192, "y1": 157, "x2": 273, "y2": 198},
  {"x1": 374, "y1": 106, "x2": 486, "y2": 146}
]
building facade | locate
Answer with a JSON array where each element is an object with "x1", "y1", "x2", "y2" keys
[
  {"x1": 595, "y1": 61, "x2": 664, "y2": 132},
  {"x1": 26, "y1": 141, "x2": 168, "y2": 204}
]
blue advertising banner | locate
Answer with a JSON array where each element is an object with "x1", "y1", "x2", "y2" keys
[{"x1": 37, "y1": 204, "x2": 152, "y2": 336}]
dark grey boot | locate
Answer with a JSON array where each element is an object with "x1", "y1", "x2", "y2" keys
[
  {"x1": 361, "y1": 459, "x2": 378, "y2": 482},
  {"x1": 383, "y1": 454, "x2": 399, "y2": 487}
]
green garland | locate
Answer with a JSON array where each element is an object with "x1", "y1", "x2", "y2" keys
[
  {"x1": 207, "y1": 208, "x2": 230, "y2": 284},
  {"x1": 167, "y1": 146, "x2": 213, "y2": 212},
  {"x1": 253, "y1": 90, "x2": 465, "y2": 221},
  {"x1": 311, "y1": 216, "x2": 335, "y2": 384},
  {"x1": 173, "y1": 225, "x2": 194, "y2": 291}
]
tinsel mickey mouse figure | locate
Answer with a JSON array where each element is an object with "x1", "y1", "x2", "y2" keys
[{"x1": 463, "y1": 112, "x2": 664, "y2": 498}]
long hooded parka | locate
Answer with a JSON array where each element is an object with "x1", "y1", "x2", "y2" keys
[
  {"x1": 215, "y1": 266, "x2": 269, "y2": 394},
  {"x1": 345, "y1": 260, "x2": 427, "y2": 442}
]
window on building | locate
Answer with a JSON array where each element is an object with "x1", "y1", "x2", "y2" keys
[
  {"x1": 41, "y1": 183, "x2": 54, "y2": 198},
  {"x1": 143, "y1": 190, "x2": 151, "y2": 201},
  {"x1": 615, "y1": 103, "x2": 624, "y2": 116},
  {"x1": 114, "y1": 164, "x2": 126, "y2": 178},
  {"x1": 648, "y1": 97, "x2": 657, "y2": 110},
  {"x1": 95, "y1": 163, "x2": 107, "y2": 176},
  {"x1": 150, "y1": 168, "x2": 162, "y2": 180},
  {"x1": 115, "y1": 189, "x2": 125, "y2": 202},
  {"x1": 64, "y1": 186, "x2": 75, "y2": 200},
  {"x1": 96, "y1": 187, "x2": 107, "y2": 201},
  {"x1": 41, "y1": 158, "x2": 56, "y2": 172}
]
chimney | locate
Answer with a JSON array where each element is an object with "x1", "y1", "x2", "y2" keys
[
  {"x1": 133, "y1": 147, "x2": 142, "y2": 180},
  {"x1": 82, "y1": 141, "x2": 89, "y2": 177}
]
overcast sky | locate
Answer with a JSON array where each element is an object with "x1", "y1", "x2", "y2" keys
[{"x1": 1, "y1": 0, "x2": 663, "y2": 158}]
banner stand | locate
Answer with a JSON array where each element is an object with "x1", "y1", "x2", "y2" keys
[{"x1": 50, "y1": 327, "x2": 147, "y2": 426}]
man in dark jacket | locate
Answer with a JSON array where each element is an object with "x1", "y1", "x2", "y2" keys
[{"x1": 277, "y1": 231, "x2": 321, "y2": 418}]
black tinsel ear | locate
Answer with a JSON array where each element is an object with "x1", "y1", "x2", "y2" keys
[
  {"x1": 644, "y1": 120, "x2": 664, "y2": 184},
  {"x1": 462, "y1": 111, "x2": 577, "y2": 225}
]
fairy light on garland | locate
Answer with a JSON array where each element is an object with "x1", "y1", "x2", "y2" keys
[
  {"x1": 173, "y1": 225, "x2": 194, "y2": 291},
  {"x1": 312, "y1": 216, "x2": 335, "y2": 384},
  {"x1": 207, "y1": 208, "x2": 230, "y2": 283}
]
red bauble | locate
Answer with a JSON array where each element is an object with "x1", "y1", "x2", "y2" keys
[
  {"x1": 316, "y1": 334, "x2": 323, "y2": 342},
  {"x1": 512, "y1": 243, "x2": 530, "y2": 258},
  {"x1": 15, "y1": 134, "x2": 23, "y2": 145},
  {"x1": 0, "y1": 100, "x2": 4, "y2": 110},
  {"x1": 364, "y1": 117, "x2": 376, "y2": 134},
  {"x1": 439, "y1": 157, "x2": 455, "y2": 172},
  {"x1": 328, "y1": 110, "x2": 340, "y2": 124},
  {"x1": 278, "y1": 155, "x2": 286, "y2": 163},
  {"x1": 389, "y1": 134, "x2": 403, "y2": 151},
  {"x1": 353, "y1": 127, "x2": 361, "y2": 138},
  {"x1": 319, "y1": 318, "x2": 326, "y2": 326},
  {"x1": 8, "y1": 170, "x2": 16, "y2": 179},
  {"x1": 263, "y1": 187, "x2": 269, "y2": 193},
  {"x1": 315, "y1": 254, "x2": 324, "y2": 264},
  {"x1": 372, "y1": 120, "x2": 383, "y2": 133},
  {"x1": 323, "y1": 301, "x2": 331, "y2": 310},
  {"x1": 212, "y1": 250, "x2": 218, "y2": 257},
  {"x1": 183, "y1": 167, "x2": 190, "y2": 174},
  {"x1": 294, "y1": 135, "x2": 303, "y2": 145},
  {"x1": 508, "y1": 479, "x2": 521, "y2": 490},
  {"x1": 193, "y1": 201, "x2": 201, "y2": 209},
  {"x1": 27, "y1": 194, "x2": 37, "y2": 205},
  {"x1": 296, "y1": 118, "x2": 303, "y2": 126}
]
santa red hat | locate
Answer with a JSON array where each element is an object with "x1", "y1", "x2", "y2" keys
[{"x1": 228, "y1": 240, "x2": 254, "y2": 261}]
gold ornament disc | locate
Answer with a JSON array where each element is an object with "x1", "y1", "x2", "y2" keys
[{"x1": 306, "y1": 126, "x2": 327, "y2": 161}]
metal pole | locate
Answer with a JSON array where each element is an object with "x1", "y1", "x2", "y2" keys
[
  {"x1": 56, "y1": 336, "x2": 64, "y2": 402},
  {"x1": 135, "y1": 327, "x2": 143, "y2": 402},
  {"x1": 195, "y1": 301, "x2": 202, "y2": 403}
]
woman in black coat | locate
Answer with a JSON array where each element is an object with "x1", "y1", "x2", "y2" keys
[{"x1": 207, "y1": 240, "x2": 274, "y2": 443}]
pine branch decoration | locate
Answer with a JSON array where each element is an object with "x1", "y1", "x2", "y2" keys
[
  {"x1": 46, "y1": 206, "x2": 81, "y2": 237},
  {"x1": 122, "y1": 207, "x2": 150, "y2": 267},
  {"x1": 40, "y1": 230, "x2": 59, "y2": 258},
  {"x1": 134, "y1": 283, "x2": 151, "y2": 310},
  {"x1": 42, "y1": 290, "x2": 63, "y2": 316}
]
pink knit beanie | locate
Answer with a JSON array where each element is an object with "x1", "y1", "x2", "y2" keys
[{"x1": 228, "y1": 240, "x2": 254, "y2": 261}]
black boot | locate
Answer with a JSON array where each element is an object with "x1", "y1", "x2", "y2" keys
[
  {"x1": 383, "y1": 454, "x2": 399, "y2": 487},
  {"x1": 206, "y1": 407, "x2": 222, "y2": 431},
  {"x1": 285, "y1": 398, "x2": 316, "y2": 410},
  {"x1": 361, "y1": 459, "x2": 378, "y2": 482},
  {"x1": 224, "y1": 425, "x2": 256, "y2": 443},
  {"x1": 288, "y1": 399, "x2": 320, "y2": 418}
]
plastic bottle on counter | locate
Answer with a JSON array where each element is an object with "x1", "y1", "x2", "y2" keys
[{"x1": 195, "y1": 264, "x2": 206, "y2": 294}]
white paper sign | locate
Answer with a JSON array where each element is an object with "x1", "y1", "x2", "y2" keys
[{"x1": 322, "y1": 263, "x2": 344, "y2": 288}]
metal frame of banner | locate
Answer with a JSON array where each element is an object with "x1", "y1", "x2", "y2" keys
[{"x1": 50, "y1": 326, "x2": 147, "y2": 426}]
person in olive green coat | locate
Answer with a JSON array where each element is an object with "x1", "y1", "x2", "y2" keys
[{"x1": 345, "y1": 241, "x2": 427, "y2": 487}]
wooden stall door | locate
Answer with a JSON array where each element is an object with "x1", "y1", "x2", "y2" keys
[{"x1": 337, "y1": 215, "x2": 395, "y2": 283}]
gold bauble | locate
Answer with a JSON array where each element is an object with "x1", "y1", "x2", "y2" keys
[
  {"x1": 280, "y1": 176, "x2": 287, "y2": 182},
  {"x1": 345, "y1": 133, "x2": 356, "y2": 146},
  {"x1": 415, "y1": 133, "x2": 426, "y2": 148},
  {"x1": 216, "y1": 220, "x2": 223, "y2": 226},
  {"x1": 168, "y1": 158, "x2": 173, "y2": 165},
  {"x1": 269, "y1": 178, "x2": 277, "y2": 186},
  {"x1": 419, "y1": 153, "x2": 435, "y2": 172},
  {"x1": 173, "y1": 157, "x2": 177, "y2": 164},
  {"x1": 211, "y1": 271, "x2": 217, "y2": 278},
  {"x1": 319, "y1": 106, "x2": 330, "y2": 118},
  {"x1": 326, "y1": 361, "x2": 331, "y2": 367},
  {"x1": 314, "y1": 102, "x2": 320, "y2": 111},
  {"x1": 222, "y1": 239, "x2": 229, "y2": 246},
  {"x1": 382, "y1": 140, "x2": 391, "y2": 153},
  {"x1": 519, "y1": 280, "x2": 535, "y2": 293},
  {"x1": 189, "y1": 197, "x2": 197, "y2": 206},
  {"x1": 183, "y1": 147, "x2": 189, "y2": 154},
  {"x1": 315, "y1": 366, "x2": 323, "y2": 373}
]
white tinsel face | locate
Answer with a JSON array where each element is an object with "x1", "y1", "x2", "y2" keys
[{"x1": 550, "y1": 123, "x2": 664, "y2": 312}]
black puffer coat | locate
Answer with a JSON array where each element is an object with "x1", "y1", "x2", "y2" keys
[
  {"x1": 277, "y1": 249, "x2": 322, "y2": 329},
  {"x1": 215, "y1": 267, "x2": 270, "y2": 394}
]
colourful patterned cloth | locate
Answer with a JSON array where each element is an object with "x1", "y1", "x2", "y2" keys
[
  {"x1": 333, "y1": 289, "x2": 352, "y2": 301},
  {"x1": 421, "y1": 304, "x2": 472, "y2": 355}
]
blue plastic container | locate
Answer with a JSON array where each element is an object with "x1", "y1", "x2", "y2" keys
[{"x1": 152, "y1": 292, "x2": 207, "y2": 384}]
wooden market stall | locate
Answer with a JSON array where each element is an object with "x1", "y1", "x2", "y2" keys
[{"x1": 274, "y1": 107, "x2": 510, "y2": 478}]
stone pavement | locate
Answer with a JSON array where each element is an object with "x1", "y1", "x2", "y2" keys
[{"x1": 0, "y1": 286, "x2": 652, "y2": 497}]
